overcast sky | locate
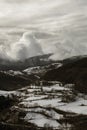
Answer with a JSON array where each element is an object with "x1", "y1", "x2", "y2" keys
[
  {"x1": 0, "y1": 0, "x2": 87, "y2": 60},
  {"x1": 0, "y1": 0, "x2": 85, "y2": 26}
]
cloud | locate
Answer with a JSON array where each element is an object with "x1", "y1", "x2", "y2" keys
[
  {"x1": 2, "y1": 0, "x2": 31, "y2": 3},
  {"x1": 10, "y1": 31, "x2": 43, "y2": 60},
  {"x1": 0, "y1": 0, "x2": 87, "y2": 61}
]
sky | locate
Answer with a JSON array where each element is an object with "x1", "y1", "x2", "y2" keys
[{"x1": 0, "y1": 0, "x2": 87, "y2": 60}]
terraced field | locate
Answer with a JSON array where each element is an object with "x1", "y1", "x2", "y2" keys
[{"x1": 0, "y1": 83, "x2": 86, "y2": 130}]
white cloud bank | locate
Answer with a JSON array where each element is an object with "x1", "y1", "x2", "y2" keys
[{"x1": 0, "y1": 0, "x2": 87, "y2": 60}]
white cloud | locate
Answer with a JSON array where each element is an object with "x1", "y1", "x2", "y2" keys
[{"x1": 0, "y1": 0, "x2": 87, "y2": 60}]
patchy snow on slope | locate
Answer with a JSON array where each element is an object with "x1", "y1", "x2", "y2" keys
[
  {"x1": 23, "y1": 95, "x2": 48, "y2": 102},
  {"x1": 24, "y1": 66, "x2": 40, "y2": 75},
  {"x1": 24, "y1": 112, "x2": 60, "y2": 127},
  {"x1": 0, "y1": 90, "x2": 15, "y2": 97},
  {"x1": 8, "y1": 70, "x2": 23, "y2": 75},
  {"x1": 43, "y1": 85, "x2": 69, "y2": 92},
  {"x1": 58, "y1": 98, "x2": 87, "y2": 115},
  {"x1": 14, "y1": 83, "x2": 87, "y2": 128}
]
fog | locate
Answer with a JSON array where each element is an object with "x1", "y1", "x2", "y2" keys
[{"x1": 0, "y1": 0, "x2": 87, "y2": 60}]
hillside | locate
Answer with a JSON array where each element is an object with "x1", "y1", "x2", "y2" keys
[{"x1": 43, "y1": 56, "x2": 87, "y2": 93}]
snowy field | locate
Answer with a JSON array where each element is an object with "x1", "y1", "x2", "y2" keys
[{"x1": 1, "y1": 83, "x2": 86, "y2": 129}]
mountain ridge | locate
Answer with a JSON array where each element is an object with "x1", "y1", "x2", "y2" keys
[
  {"x1": 0, "y1": 54, "x2": 53, "y2": 71},
  {"x1": 43, "y1": 55, "x2": 87, "y2": 93}
]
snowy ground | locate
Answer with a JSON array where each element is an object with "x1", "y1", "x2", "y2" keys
[
  {"x1": 18, "y1": 84, "x2": 87, "y2": 128},
  {"x1": 0, "y1": 83, "x2": 87, "y2": 129}
]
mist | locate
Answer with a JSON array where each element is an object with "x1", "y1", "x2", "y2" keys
[{"x1": 0, "y1": 0, "x2": 87, "y2": 60}]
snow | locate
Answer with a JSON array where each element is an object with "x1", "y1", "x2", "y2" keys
[
  {"x1": 24, "y1": 112, "x2": 60, "y2": 127},
  {"x1": 24, "y1": 66, "x2": 40, "y2": 74},
  {"x1": 43, "y1": 84, "x2": 69, "y2": 92},
  {"x1": 3, "y1": 83, "x2": 86, "y2": 128},
  {"x1": 29, "y1": 99, "x2": 60, "y2": 107},
  {"x1": 58, "y1": 98, "x2": 87, "y2": 115},
  {"x1": 0, "y1": 90, "x2": 22, "y2": 97},
  {"x1": 0, "y1": 90, "x2": 15, "y2": 97},
  {"x1": 24, "y1": 95, "x2": 47, "y2": 102},
  {"x1": 19, "y1": 84, "x2": 75, "y2": 110},
  {"x1": 8, "y1": 70, "x2": 23, "y2": 75}
]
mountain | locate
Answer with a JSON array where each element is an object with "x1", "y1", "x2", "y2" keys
[
  {"x1": 0, "y1": 54, "x2": 53, "y2": 71},
  {"x1": 0, "y1": 54, "x2": 87, "y2": 92},
  {"x1": 42, "y1": 55, "x2": 87, "y2": 93},
  {"x1": 0, "y1": 55, "x2": 87, "y2": 130},
  {"x1": 0, "y1": 71, "x2": 32, "y2": 90},
  {"x1": 0, "y1": 53, "x2": 59, "y2": 90}
]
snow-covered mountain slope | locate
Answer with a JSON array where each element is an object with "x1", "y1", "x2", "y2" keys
[
  {"x1": 0, "y1": 55, "x2": 86, "y2": 129},
  {"x1": 0, "y1": 83, "x2": 87, "y2": 130},
  {"x1": 43, "y1": 56, "x2": 87, "y2": 93},
  {"x1": 0, "y1": 55, "x2": 87, "y2": 93},
  {"x1": 0, "y1": 54, "x2": 53, "y2": 71}
]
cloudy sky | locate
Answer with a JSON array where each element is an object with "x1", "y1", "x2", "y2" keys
[{"x1": 0, "y1": 0, "x2": 87, "y2": 60}]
